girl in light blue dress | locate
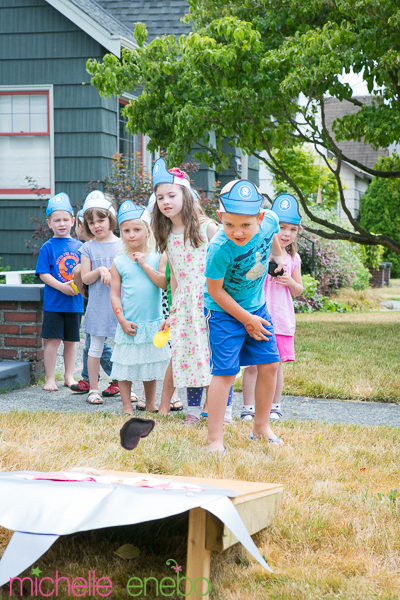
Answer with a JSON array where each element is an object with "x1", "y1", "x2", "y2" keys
[{"x1": 110, "y1": 201, "x2": 170, "y2": 414}]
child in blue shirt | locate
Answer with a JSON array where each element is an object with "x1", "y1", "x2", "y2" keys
[
  {"x1": 204, "y1": 180, "x2": 285, "y2": 452},
  {"x1": 35, "y1": 193, "x2": 83, "y2": 391}
]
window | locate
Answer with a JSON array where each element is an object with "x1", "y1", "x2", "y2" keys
[
  {"x1": 0, "y1": 89, "x2": 52, "y2": 195},
  {"x1": 119, "y1": 99, "x2": 143, "y2": 172}
]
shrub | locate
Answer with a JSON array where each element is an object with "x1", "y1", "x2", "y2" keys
[
  {"x1": 301, "y1": 274, "x2": 318, "y2": 298},
  {"x1": 300, "y1": 206, "x2": 371, "y2": 293},
  {"x1": 360, "y1": 154, "x2": 400, "y2": 277}
]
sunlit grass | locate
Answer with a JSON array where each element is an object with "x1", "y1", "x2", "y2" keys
[
  {"x1": 1, "y1": 412, "x2": 400, "y2": 599},
  {"x1": 235, "y1": 312, "x2": 400, "y2": 402}
]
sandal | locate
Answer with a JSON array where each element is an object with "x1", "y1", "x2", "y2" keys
[
  {"x1": 170, "y1": 399, "x2": 183, "y2": 412},
  {"x1": 131, "y1": 393, "x2": 138, "y2": 403},
  {"x1": 136, "y1": 399, "x2": 146, "y2": 411},
  {"x1": 86, "y1": 390, "x2": 103, "y2": 405}
]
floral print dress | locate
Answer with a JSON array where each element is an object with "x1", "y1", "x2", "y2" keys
[{"x1": 167, "y1": 222, "x2": 212, "y2": 388}]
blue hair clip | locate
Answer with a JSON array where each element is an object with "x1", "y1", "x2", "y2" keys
[
  {"x1": 219, "y1": 181, "x2": 263, "y2": 216},
  {"x1": 118, "y1": 201, "x2": 151, "y2": 226},
  {"x1": 46, "y1": 193, "x2": 73, "y2": 217},
  {"x1": 271, "y1": 194, "x2": 301, "y2": 225}
]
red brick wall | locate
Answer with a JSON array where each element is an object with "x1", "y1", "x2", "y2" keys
[{"x1": 0, "y1": 300, "x2": 44, "y2": 382}]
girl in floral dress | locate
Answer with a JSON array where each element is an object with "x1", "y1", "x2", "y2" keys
[{"x1": 151, "y1": 158, "x2": 219, "y2": 423}]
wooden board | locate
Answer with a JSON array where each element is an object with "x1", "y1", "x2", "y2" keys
[{"x1": 74, "y1": 468, "x2": 283, "y2": 552}]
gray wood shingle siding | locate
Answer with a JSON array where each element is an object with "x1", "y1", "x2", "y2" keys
[
  {"x1": 0, "y1": 0, "x2": 118, "y2": 269},
  {"x1": 324, "y1": 97, "x2": 388, "y2": 170}
]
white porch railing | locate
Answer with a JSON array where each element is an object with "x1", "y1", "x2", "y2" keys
[{"x1": 1, "y1": 271, "x2": 36, "y2": 285}]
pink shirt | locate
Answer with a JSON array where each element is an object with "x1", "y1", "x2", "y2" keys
[{"x1": 264, "y1": 252, "x2": 301, "y2": 336}]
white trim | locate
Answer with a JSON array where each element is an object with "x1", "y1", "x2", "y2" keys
[
  {"x1": 45, "y1": 0, "x2": 136, "y2": 58},
  {"x1": 0, "y1": 84, "x2": 54, "y2": 200}
]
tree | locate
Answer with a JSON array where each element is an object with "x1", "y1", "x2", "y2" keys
[
  {"x1": 360, "y1": 155, "x2": 400, "y2": 276},
  {"x1": 87, "y1": 0, "x2": 400, "y2": 255},
  {"x1": 271, "y1": 146, "x2": 338, "y2": 208}
]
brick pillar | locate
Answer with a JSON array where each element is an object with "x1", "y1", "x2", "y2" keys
[
  {"x1": 369, "y1": 262, "x2": 392, "y2": 288},
  {"x1": 0, "y1": 286, "x2": 45, "y2": 384}
]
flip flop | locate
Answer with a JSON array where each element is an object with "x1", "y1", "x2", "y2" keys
[
  {"x1": 120, "y1": 417, "x2": 155, "y2": 450},
  {"x1": 249, "y1": 432, "x2": 282, "y2": 445},
  {"x1": 170, "y1": 399, "x2": 183, "y2": 412}
]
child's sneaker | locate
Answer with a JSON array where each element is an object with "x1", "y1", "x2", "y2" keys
[
  {"x1": 269, "y1": 408, "x2": 282, "y2": 421},
  {"x1": 102, "y1": 381, "x2": 120, "y2": 397},
  {"x1": 70, "y1": 379, "x2": 90, "y2": 393},
  {"x1": 240, "y1": 407, "x2": 255, "y2": 422},
  {"x1": 181, "y1": 415, "x2": 200, "y2": 426}
]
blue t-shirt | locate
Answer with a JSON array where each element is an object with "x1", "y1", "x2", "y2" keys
[
  {"x1": 204, "y1": 211, "x2": 280, "y2": 312},
  {"x1": 35, "y1": 237, "x2": 84, "y2": 313}
]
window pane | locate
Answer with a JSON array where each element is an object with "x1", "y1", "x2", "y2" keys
[
  {"x1": 12, "y1": 113, "x2": 30, "y2": 133},
  {"x1": 0, "y1": 135, "x2": 50, "y2": 189},
  {"x1": 0, "y1": 96, "x2": 11, "y2": 114},
  {"x1": 30, "y1": 94, "x2": 47, "y2": 114},
  {"x1": 12, "y1": 95, "x2": 30, "y2": 114},
  {"x1": 0, "y1": 115, "x2": 12, "y2": 133},
  {"x1": 31, "y1": 113, "x2": 47, "y2": 132}
]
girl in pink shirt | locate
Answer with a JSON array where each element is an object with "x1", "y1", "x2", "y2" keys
[{"x1": 264, "y1": 195, "x2": 303, "y2": 420}]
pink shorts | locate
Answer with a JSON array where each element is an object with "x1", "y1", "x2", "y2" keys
[{"x1": 275, "y1": 334, "x2": 295, "y2": 362}]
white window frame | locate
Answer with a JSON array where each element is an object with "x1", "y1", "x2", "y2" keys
[
  {"x1": 117, "y1": 94, "x2": 153, "y2": 175},
  {"x1": 0, "y1": 84, "x2": 54, "y2": 199}
]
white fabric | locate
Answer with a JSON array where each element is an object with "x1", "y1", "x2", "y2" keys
[
  {"x1": 0, "y1": 532, "x2": 59, "y2": 587},
  {"x1": 88, "y1": 335, "x2": 106, "y2": 358},
  {"x1": 0, "y1": 470, "x2": 273, "y2": 582}
]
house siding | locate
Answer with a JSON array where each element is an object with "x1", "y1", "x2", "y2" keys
[{"x1": 0, "y1": 0, "x2": 118, "y2": 270}]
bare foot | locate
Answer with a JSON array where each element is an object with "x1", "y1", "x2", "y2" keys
[
  {"x1": 146, "y1": 404, "x2": 158, "y2": 413},
  {"x1": 44, "y1": 380, "x2": 58, "y2": 391},
  {"x1": 205, "y1": 440, "x2": 225, "y2": 453},
  {"x1": 158, "y1": 407, "x2": 170, "y2": 416}
]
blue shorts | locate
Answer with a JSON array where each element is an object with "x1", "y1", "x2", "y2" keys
[
  {"x1": 41, "y1": 311, "x2": 82, "y2": 342},
  {"x1": 204, "y1": 303, "x2": 280, "y2": 376}
]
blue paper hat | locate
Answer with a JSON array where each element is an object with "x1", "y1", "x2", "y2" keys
[
  {"x1": 271, "y1": 194, "x2": 301, "y2": 225},
  {"x1": 219, "y1": 180, "x2": 263, "y2": 216},
  {"x1": 46, "y1": 193, "x2": 73, "y2": 217},
  {"x1": 147, "y1": 193, "x2": 156, "y2": 214},
  {"x1": 152, "y1": 158, "x2": 198, "y2": 202},
  {"x1": 117, "y1": 201, "x2": 151, "y2": 226},
  {"x1": 78, "y1": 209, "x2": 84, "y2": 224}
]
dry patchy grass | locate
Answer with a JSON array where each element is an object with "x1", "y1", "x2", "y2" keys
[{"x1": 0, "y1": 412, "x2": 400, "y2": 599}]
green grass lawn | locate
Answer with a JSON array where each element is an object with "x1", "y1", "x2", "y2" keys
[{"x1": 235, "y1": 312, "x2": 400, "y2": 402}]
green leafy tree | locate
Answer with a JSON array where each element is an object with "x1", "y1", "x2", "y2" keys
[
  {"x1": 87, "y1": 0, "x2": 400, "y2": 255},
  {"x1": 360, "y1": 155, "x2": 400, "y2": 276},
  {"x1": 272, "y1": 146, "x2": 338, "y2": 208}
]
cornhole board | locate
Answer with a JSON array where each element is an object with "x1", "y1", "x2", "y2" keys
[{"x1": 92, "y1": 469, "x2": 284, "y2": 600}]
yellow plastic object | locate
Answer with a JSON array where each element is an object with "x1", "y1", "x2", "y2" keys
[
  {"x1": 153, "y1": 328, "x2": 171, "y2": 348},
  {"x1": 70, "y1": 282, "x2": 79, "y2": 293}
]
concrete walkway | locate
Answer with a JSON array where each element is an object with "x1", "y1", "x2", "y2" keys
[{"x1": 0, "y1": 340, "x2": 399, "y2": 427}]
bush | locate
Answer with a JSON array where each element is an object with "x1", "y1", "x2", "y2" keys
[
  {"x1": 360, "y1": 154, "x2": 400, "y2": 278},
  {"x1": 300, "y1": 206, "x2": 371, "y2": 293}
]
